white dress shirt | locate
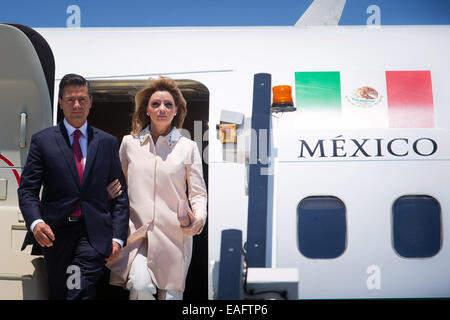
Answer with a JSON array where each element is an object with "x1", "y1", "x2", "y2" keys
[{"x1": 30, "y1": 120, "x2": 123, "y2": 248}]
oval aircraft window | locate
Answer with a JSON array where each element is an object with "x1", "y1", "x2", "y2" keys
[
  {"x1": 392, "y1": 195, "x2": 442, "y2": 258},
  {"x1": 297, "y1": 196, "x2": 347, "y2": 259}
]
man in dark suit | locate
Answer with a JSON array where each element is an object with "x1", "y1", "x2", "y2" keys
[{"x1": 18, "y1": 73, "x2": 129, "y2": 300}]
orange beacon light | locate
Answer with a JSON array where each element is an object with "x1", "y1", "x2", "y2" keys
[{"x1": 271, "y1": 85, "x2": 296, "y2": 112}]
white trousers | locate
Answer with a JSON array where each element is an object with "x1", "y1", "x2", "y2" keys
[{"x1": 126, "y1": 244, "x2": 183, "y2": 300}]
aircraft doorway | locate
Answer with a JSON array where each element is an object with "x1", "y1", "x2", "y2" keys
[{"x1": 57, "y1": 79, "x2": 210, "y2": 300}]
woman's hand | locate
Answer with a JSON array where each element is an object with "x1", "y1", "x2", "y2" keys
[
  {"x1": 181, "y1": 210, "x2": 204, "y2": 236},
  {"x1": 107, "y1": 179, "x2": 122, "y2": 200}
]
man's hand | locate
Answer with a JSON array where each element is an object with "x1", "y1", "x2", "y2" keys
[
  {"x1": 106, "y1": 241, "x2": 121, "y2": 262},
  {"x1": 181, "y1": 210, "x2": 204, "y2": 236},
  {"x1": 33, "y1": 222, "x2": 55, "y2": 247}
]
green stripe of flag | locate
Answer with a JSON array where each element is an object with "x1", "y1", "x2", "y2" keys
[{"x1": 295, "y1": 72, "x2": 342, "y2": 113}]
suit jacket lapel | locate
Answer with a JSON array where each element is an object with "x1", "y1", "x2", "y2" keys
[
  {"x1": 82, "y1": 125, "x2": 99, "y2": 186},
  {"x1": 54, "y1": 122, "x2": 80, "y2": 187}
]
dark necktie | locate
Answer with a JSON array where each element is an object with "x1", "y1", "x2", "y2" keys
[
  {"x1": 71, "y1": 129, "x2": 84, "y2": 217},
  {"x1": 73, "y1": 129, "x2": 84, "y2": 183}
]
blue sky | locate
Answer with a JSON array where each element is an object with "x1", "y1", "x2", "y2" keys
[{"x1": 0, "y1": 0, "x2": 449, "y2": 27}]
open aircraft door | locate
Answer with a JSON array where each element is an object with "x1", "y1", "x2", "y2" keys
[{"x1": 0, "y1": 24, "x2": 54, "y2": 299}]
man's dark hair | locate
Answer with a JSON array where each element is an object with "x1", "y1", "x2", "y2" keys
[{"x1": 58, "y1": 73, "x2": 92, "y2": 98}]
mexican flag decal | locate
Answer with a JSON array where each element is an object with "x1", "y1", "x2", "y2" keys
[{"x1": 295, "y1": 70, "x2": 434, "y2": 128}]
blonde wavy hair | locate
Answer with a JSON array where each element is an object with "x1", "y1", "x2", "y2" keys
[{"x1": 131, "y1": 77, "x2": 187, "y2": 135}]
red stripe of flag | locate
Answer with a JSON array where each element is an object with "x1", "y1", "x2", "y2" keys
[{"x1": 386, "y1": 71, "x2": 434, "y2": 128}]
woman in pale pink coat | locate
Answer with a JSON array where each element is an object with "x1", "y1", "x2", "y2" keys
[{"x1": 106, "y1": 77, "x2": 207, "y2": 300}]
